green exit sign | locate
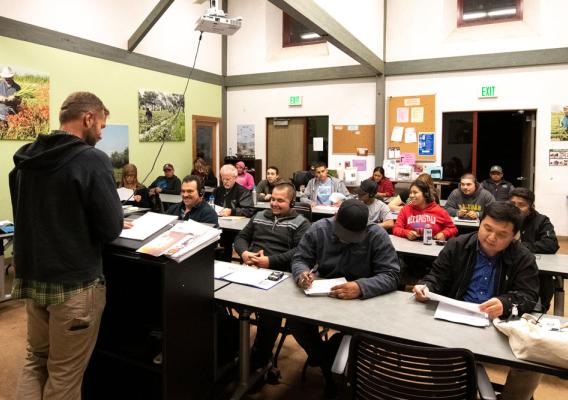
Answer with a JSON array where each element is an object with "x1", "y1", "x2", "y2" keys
[
  {"x1": 479, "y1": 86, "x2": 497, "y2": 98},
  {"x1": 289, "y1": 95, "x2": 303, "y2": 106}
]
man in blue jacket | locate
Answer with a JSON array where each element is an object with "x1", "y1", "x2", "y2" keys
[
  {"x1": 9, "y1": 92, "x2": 124, "y2": 399},
  {"x1": 290, "y1": 199, "x2": 400, "y2": 398}
]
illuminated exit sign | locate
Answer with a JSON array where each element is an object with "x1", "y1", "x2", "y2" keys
[
  {"x1": 289, "y1": 95, "x2": 303, "y2": 106},
  {"x1": 479, "y1": 86, "x2": 497, "y2": 98}
]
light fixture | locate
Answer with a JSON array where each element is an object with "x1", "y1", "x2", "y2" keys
[
  {"x1": 488, "y1": 8, "x2": 517, "y2": 17},
  {"x1": 300, "y1": 32, "x2": 320, "y2": 40},
  {"x1": 462, "y1": 12, "x2": 487, "y2": 20}
]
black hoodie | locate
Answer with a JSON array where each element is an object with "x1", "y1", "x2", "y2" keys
[{"x1": 9, "y1": 131, "x2": 124, "y2": 284}]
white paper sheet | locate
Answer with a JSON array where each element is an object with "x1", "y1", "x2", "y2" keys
[
  {"x1": 427, "y1": 292, "x2": 489, "y2": 327},
  {"x1": 410, "y1": 107, "x2": 424, "y2": 123},
  {"x1": 120, "y1": 212, "x2": 177, "y2": 240},
  {"x1": 304, "y1": 277, "x2": 347, "y2": 296},
  {"x1": 313, "y1": 137, "x2": 324, "y2": 151},
  {"x1": 222, "y1": 267, "x2": 288, "y2": 290},
  {"x1": 391, "y1": 126, "x2": 404, "y2": 142},
  {"x1": 214, "y1": 260, "x2": 242, "y2": 279},
  {"x1": 404, "y1": 127, "x2": 417, "y2": 143},
  {"x1": 117, "y1": 187, "x2": 134, "y2": 201}
]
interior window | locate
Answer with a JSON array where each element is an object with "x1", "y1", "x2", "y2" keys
[
  {"x1": 458, "y1": 0, "x2": 522, "y2": 27},
  {"x1": 283, "y1": 13, "x2": 326, "y2": 47}
]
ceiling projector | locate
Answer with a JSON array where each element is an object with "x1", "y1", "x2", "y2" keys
[{"x1": 195, "y1": 0, "x2": 242, "y2": 35}]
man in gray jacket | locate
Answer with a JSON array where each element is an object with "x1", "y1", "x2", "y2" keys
[
  {"x1": 445, "y1": 173, "x2": 494, "y2": 220},
  {"x1": 234, "y1": 182, "x2": 310, "y2": 373},
  {"x1": 300, "y1": 162, "x2": 350, "y2": 205},
  {"x1": 290, "y1": 199, "x2": 400, "y2": 397}
]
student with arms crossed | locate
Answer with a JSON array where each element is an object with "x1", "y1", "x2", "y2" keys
[
  {"x1": 509, "y1": 187, "x2": 559, "y2": 312},
  {"x1": 234, "y1": 182, "x2": 310, "y2": 375},
  {"x1": 413, "y1": 202, "x2": 541, "y2": 400},
  {"x1": 445, "y1": 173, "x2": 494, "y2": 220}
]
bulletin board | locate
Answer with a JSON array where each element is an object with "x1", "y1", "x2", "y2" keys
[
  {"x1": 332, "y1": 124, "x2": 375, "y2": 154},
  {"x1": 387, "y1": 95, "x2": 436, "y2": 162}
]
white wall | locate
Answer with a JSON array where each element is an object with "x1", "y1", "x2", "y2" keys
[
  {"x1": 0, "y1": 0, "x2": 222, "y2": 74},
  {"x1": 386, "y1": 0, "x2": 568, "y2": 61},
  {"x1": 386, "y1": 64, "x2": 568, "y2": 235},
  {"x1": 227, "y1": 0, "x2": 383, "y2": 75},
  {"x1": 227, "y1": 78, "x2": 377, "y2": 180}
]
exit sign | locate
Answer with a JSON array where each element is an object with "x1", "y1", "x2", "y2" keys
[
  {"x1": 479, "y1": 86, "x2": 497, "y2": 98},
  {"x1": 289, "y1": 95, "x2": 303, "y2": 106}
]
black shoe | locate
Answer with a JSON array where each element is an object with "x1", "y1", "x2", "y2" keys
[{"x1": 265, "y1": 367, "x2": 281, "y2": 385}]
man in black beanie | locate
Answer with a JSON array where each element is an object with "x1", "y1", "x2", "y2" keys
[{"x1": 290, "y1": 199, "x2": 400, "y2": 398}]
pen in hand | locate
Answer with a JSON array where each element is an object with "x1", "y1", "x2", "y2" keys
[{"x1": 299, "y1": 266, "x2": 318, "y2": 289}]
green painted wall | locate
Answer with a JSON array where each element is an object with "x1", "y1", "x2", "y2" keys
[{"x1": 0, "y1": 35, "x2": 222, "y2": 223}]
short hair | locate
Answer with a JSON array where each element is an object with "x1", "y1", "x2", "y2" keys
[
  {"x1": 482, "y1": 201, "x2": 522, "y2": 234},
  {"x1": 182, "y1": 174, "x2": 203, "y2": 195},
  {"x1": 273, "y1": 181, "x2": 296, "y2": 203},
  {"x1": 314, "y1": 161, "x2": 327, "y2": 170},
  {"x1": 460, "y1": 173, "x2": 476, "y2": 182},
  {"x1": 267, "y1": 166, "x2": 279, "y2": 175},
  {"x1": 219, "y1": 164, "x2": 238, "y2": 177},
  {"x1": 509, "y1": 187, "x2": 535, "y2": 207},
  {"x1": 373, "y1": 166, "x2": 385, "y2": 175},
  {"x1": 410, "y1": 179, "x2": 433, "y2": 204},
  {"x1": 59, "y1": 92, "x2": 109, "y2": 124}
]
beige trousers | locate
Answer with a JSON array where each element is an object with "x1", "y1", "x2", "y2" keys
[{"x1": 16, "y1": 283, "x2": 106, "y2": 400}]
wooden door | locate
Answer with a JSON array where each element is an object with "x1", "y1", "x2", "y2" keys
[
  {"x1": 192, "y1": 115, "x2": 220, "y2": 174},
  {"x1": 267, "y1": 118, "x2": 306, "y2": 181}
]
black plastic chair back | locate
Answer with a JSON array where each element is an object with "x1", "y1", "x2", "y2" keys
[
  {"x1": 294, "y1": 204, "x2": 312, "y2": 222},
  {"x1": 348, "y1": 334, "x2": 478, "y2": 400}
]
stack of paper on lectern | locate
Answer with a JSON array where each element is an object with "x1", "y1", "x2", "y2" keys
[
  {"x1": 304, "y1": 277, "x2": 347, "y2": 296},
  {"x1": 137, "y1": 219, "x2": 221, "y2": 262},
  {"x1": 428, "y1": 292, "x2": 489, "y2": 327},
  {"x1": 221, "y1": 266, "x2": 288, "y2": 290},
  {"x1": 119, "y1": 212, "x2": 177, "y2": 240}
]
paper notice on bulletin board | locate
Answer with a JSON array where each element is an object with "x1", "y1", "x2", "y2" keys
[
  {"x1": 401, "y1": 152, "x2": 416, "y2": 165},
  {"x1": 313, "y1": 137, "x2": 324, "y2": 151},
  {"x1": 418, "y1": 132, "x2": 435, "y2": 156},
  {"x1": 396, "y1": 107, "x2": 409, "y2": 123}
]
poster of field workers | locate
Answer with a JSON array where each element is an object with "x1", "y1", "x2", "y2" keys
[{"x1": 138, "y1": 89, "x2": 185, "y2": 142}]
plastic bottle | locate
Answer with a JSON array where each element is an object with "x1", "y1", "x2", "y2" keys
[
  {"x1": 423, "y1": 224, "x2": 433, "y2": 245},
  {"x1": 252, "y1": 187, "x2": 257, "y2": 206},
  {"x1": 208, "y1": 195, "x2": 215, "y2": 207}
]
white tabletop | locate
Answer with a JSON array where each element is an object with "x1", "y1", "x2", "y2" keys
[
  {"x1": 159, "y1": 193, "x2": 182, "y2": 203},
  {"x1": 311, "y1": 205, "x2": 339, "y2": 215},
  {"x1": 253, "y1": 201, "x2": 271, "y2": 209},
  {"x1": 214, "y1": 278, "x2": 567, "y2": 377},
  {"x1": 218, "y1": 217, "x2": 250, "y2": 231}
]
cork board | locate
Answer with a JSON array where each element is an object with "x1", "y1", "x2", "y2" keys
[
  {"x1": 332, "y1": 124, "x2": 375, "y2": 154},
  {"x1": 387, "y1": 95, "x2": 436, "y2": 161}
]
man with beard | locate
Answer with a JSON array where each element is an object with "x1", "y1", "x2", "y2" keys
[{"x1": 445, "y1": 173, "x2": 494, "y2": 220}]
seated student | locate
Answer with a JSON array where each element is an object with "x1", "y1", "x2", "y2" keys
[
  {"x1": 234, "y1": 182, "x2": 310, "y2": 373},
  {"x1": 300, "y1": 161, "x2": 350, "y2": 206},
  {"x1": 214, "y1": 164, "x2": 255, "y2": 261},
  {"x1": 413, "y1": 202, "x2": 541, "y2": 400},
  {"x1": 371, "y1": 166, "x2": 395, "y2": 198},
  {"x1": 445, "y1": 173, "x2": 494, "y2": 220},
  {"x1": 191, "y1": 157, "x2": 217, "y2": 188},
  {"x1": 388, "y1": 173, "x2": 439, "y2": 212},
  {"x1": 120, "y1": 163, "x2": 152, "y2": 208},
  {"x1": 255, "y1": 166, "x2": 283, "y2": 202},
  {"x1": 165, "y1": 175, "x2": 218, "y2": 226},
  {"x1": 510, "y1": 187, "x2": 559, "y2": 311},
  {"x1": 393, "y1": 179, "x2": 457, "y2": 241},
  {"x1": 481, "y1": 165, "x2": 514, "y2": 201},
  {"x1": 354, "y1": 179, "x2": 395, "y2": 230},
  {"x1": 213, "y1": 164, "x2": 254, "y2": 217},
  {"x1": 235, "y1": 161, "x2": 254, "y2": 191},
  {"x1": 149, "y1": 163, "x2": 182, "y2": 195},
  {"x1": 291, "y1": 199, "x2": 400, "y2": 397}
]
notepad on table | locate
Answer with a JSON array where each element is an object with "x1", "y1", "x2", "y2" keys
[{"x1": 304, "y1": 277, "x2": 347, "y2": 296}]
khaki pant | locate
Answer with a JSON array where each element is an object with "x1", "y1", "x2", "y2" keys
[{"x1": 16, "y1": 283, "x2": 106, "y2": 400}]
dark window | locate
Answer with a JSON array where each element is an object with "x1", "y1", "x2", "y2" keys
[
  {"x1": 283, "y1": 13, "x2": 326, "y2": 47},
  {"x1": 458, "y1": 0, "x2": 523, "y2": 27}
]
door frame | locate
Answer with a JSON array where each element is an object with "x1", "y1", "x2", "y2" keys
[{"x1": 192, "y1": 115, "x2": 221, "y2": 175}]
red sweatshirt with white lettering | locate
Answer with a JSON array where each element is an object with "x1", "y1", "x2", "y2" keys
[{"x1": 393, "y1": 202, "x2": 458, "y2": 239}]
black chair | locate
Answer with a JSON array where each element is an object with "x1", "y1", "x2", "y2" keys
[
  {"x1": 347, "y1": 334, "x2": 496, "y2": 400},
  {"x1": 293, "y1": 203, "x2": 312, "y2": 222},
  {"x1": 292, "y1": 170, "x2": 314, "y2": 191}
]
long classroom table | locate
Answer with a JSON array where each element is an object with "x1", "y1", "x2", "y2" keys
[
  {"x1": 215, "y1": 276, "x2": 567, "y2": 399},
  {"x1": 388, "y1": 235, "x2": 568, "y2": 316}
]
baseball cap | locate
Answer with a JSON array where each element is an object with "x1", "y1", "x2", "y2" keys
[
  {"x1": 354, "y1": 179, "x2": 378, "y2": 197},
  {"x1": 490, "y1": 165, "x2": 503, "y2": 174},
  {"x1": 332, "y1": 199, "x2": 369, "y2": 243},
  {"x1": 163, "y1": 163, "x2": 174, "y2": 171}
]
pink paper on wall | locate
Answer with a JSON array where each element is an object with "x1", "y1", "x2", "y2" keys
[
  {"x1": 352, "y1": 159, "x2": 367, "y2": 171},
  {"x1": 400, "y1": 152, "x2": 416, "y2": 165}
]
